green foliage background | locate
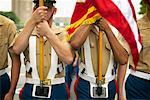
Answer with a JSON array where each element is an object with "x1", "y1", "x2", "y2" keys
[
  {"x1": 0, "y1": 11, "x2": 20, "y2": 24},
  {"x1": 139, "y1": 0, "x2": 146, "y2": 14}
]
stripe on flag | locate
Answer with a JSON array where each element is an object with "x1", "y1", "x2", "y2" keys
[
  {"x1": 66, "y1": 0, "x2": 101, "y2": 41},
  {"x1": 92, "y1": 0, "x2": 142, "y2": 67}
]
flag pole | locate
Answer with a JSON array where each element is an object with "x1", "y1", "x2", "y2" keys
[
  {"x1": 98, "y1": 31, "x2": 103, "y2": 82},
  {"x1": 96, "y1": 31, "x2": 103, "y2": 96},
  {"x1": 39, "y1": 0, "x2": 44, "y2": 86}
]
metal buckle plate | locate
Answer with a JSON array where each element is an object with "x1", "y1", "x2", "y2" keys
[
  {"x1": 90, "y1": 82, "x2": 108, "y2": 98},
  {"x1": 32, "y1": 85, "x2": 51, "y2": 98}
]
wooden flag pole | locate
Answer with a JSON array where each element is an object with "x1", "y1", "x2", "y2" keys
[
  {"x1": 98, "y1": 31, "x2": 103, "y2": 82},
  {"x1": 39, "y1": 0, "x2": 44, "y2": 83}
]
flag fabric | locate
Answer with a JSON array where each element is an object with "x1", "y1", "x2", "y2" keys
[
  {"x1": 67, "y1": 0, "x2": 142, "y2": 68},
  {"x1": 92, "y1": 0, "x2": 142, "y2": 67},
  {"x1": 66, "y1": 0, "x2": 101, "y2": 40}
]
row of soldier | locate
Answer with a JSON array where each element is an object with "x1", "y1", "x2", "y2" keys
[{"x1": 0, "y1": 0, "x2": 150, "y2": 100}]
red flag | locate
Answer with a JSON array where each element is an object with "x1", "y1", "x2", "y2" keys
[
  {"x1": 92, "y1": 0, "x2": 142, "y2": 68},
  {"x1": 66, "y1": 0, "x2": 101, "y2": 40}
]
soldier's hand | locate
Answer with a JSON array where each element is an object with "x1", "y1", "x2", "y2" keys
[
  {"x1": 36, "y1": 20, "x2": 52, "y2": 37},
  {"x1": 4, "y1": 92, "x2": 14, "y2": 100},
  {"x1": 31, "y1": 6, "x2": 48, "y2": 24},
  {"x1": 96, "y1": 18, "x2": 110, "y2": 32}
]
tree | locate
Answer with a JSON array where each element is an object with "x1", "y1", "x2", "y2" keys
[{"x1": 139, "y1": 0, "x2": 146, "y2": 14}]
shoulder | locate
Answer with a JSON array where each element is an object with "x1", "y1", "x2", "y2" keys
[
  {"x1": 51, "y1": 23, "x2": 65, "y2": 34},
  {"x1": 51, "y1": 23, "x2": 67, "y2": 39},
  {"x1": 0, "y1": 15, "x2": 15, "y2": 26},
  {"x1": 57, "y1": 28, "x2": 67, "y2": 41},
  {"x1": 137, "y1": 14, "x2": 150, "y2": 30}
]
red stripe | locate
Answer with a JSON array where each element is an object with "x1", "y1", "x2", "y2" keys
[
  {"x1": 71, "y1": 0, "x2": 93, "y2": 24},
  {"x1": 74, "y1": 76, "x2": 79, "y2": 100},
  {"x1": 114, "y1": 79, "x2": 119, "y2": 93},
  {"x1": 71, "y1": 3, "x2": 87, "y2": 23},
  {"x1": 128, "y1": 0, "x2": 142, "y2": 44},
  {"x1": 68, "y1": 11, "x2": 98, "y2": 35},
  {"x1": 128, "y1": 0, "x2": 137, "y2": 20},
  {"x1": 65, "y1": 83, "x2": 70, "y2": 100},
  {"x1": 19, "y1": 84, "x2": 25, "y2": 100},
  {"x1": 87, "y1": 10, "x2": 99, "y2": 19},
  {"x1": 93, "y1": 0, "x2": 140, "y2": 66},
  {"x1": 68, "y1": 27, "x2": 76, "y2": 35}
]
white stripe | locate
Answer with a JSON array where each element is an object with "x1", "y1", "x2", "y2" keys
[
  {"x1": 29, "y1": 36, "x2": 39, "y2": 79},
  {"x1": 112, "y1": 0, "x2": 142, "y2": 52}
]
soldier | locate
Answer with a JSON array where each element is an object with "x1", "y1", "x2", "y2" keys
[
  {"x1": 69, "y1": 17, "x2": 129, "y2": 99},
  {"x1": 13, "y1": 0, "x2": 74, "y2": 99},
  {"x1": 0, "y1": 15, "x2": 21, "y2": 100},
  {"x1": 125, "y1": 0, "x2": 150, "y2": 99}
]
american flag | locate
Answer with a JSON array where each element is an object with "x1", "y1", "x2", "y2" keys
[
  {"x1": 66, "y1": 0, "x2": 142, "y2": 68},
  {"x1": 92, "y1": 0, "x2": 142, "y2": 67}
]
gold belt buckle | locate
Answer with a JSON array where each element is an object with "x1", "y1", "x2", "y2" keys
[
  {"x1": 43, "y1": 79, "x2": 51, "y2": 86},
  {"x1": 96, "y1": 77, "x2": 105, "y2": 85}
]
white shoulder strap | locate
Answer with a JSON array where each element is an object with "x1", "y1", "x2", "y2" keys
[
  {"x1": 84, "y1": 36, "x2": 95, "y2": 77},
  {"x1": 84, "y1": 37, "x2": 115, "y2": 79},
  {"x1": 47, "y1": 47, "x2": 58, "y2": 79},
  {"x1": 29, "y1": 36, "x2": 39, "y2": 79},
  {"x1": 105, "y1": 51, "x2": 115, "y2": 79}
]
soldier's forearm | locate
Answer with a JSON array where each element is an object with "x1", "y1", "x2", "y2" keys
[
  {"x1": 105, "y1": 29, "x2": 128, "y2": 64},
  {"x1": 117, "y1": 64, "x2": 127, "y2": 99},
  {"x1": 70, "y1": 25, "x2": 92, "y2": 49},
  {"x1": 13, "y1": 18, "x2": 35, "y2": 54},
  {"x1": 9, "y1": 55, "x2": 21, "y2": 96},
  {"x1": 46, "y1": 31, "x2": 74, "y2": 64}
]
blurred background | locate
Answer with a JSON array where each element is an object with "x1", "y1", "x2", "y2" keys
[
  {"x1": 0, "y1": 0, "x2": 144, "y2": 28},
  {"x1": 0, "y1": 0, "x2": 76, "y2": 28},
  {"x1": 0, "y1": 0, "x2": 145, "y2": 99}
]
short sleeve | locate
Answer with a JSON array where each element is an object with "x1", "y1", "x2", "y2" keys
[
  {"x1": 117, "y1": 33, "x2": 130, "y2": 54},
  {"x1": 58, "y1": 30, "x2": 72, "y2": 49},
  {"x1": 8, "y1": 21, "x2": 17, "y2": 48},
  {"x1": 58, "y1": 30, "x2": 67, "y2": 42},
  {"x1": 117, "y1": 33, "x2": 135, "y2": 68}
]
